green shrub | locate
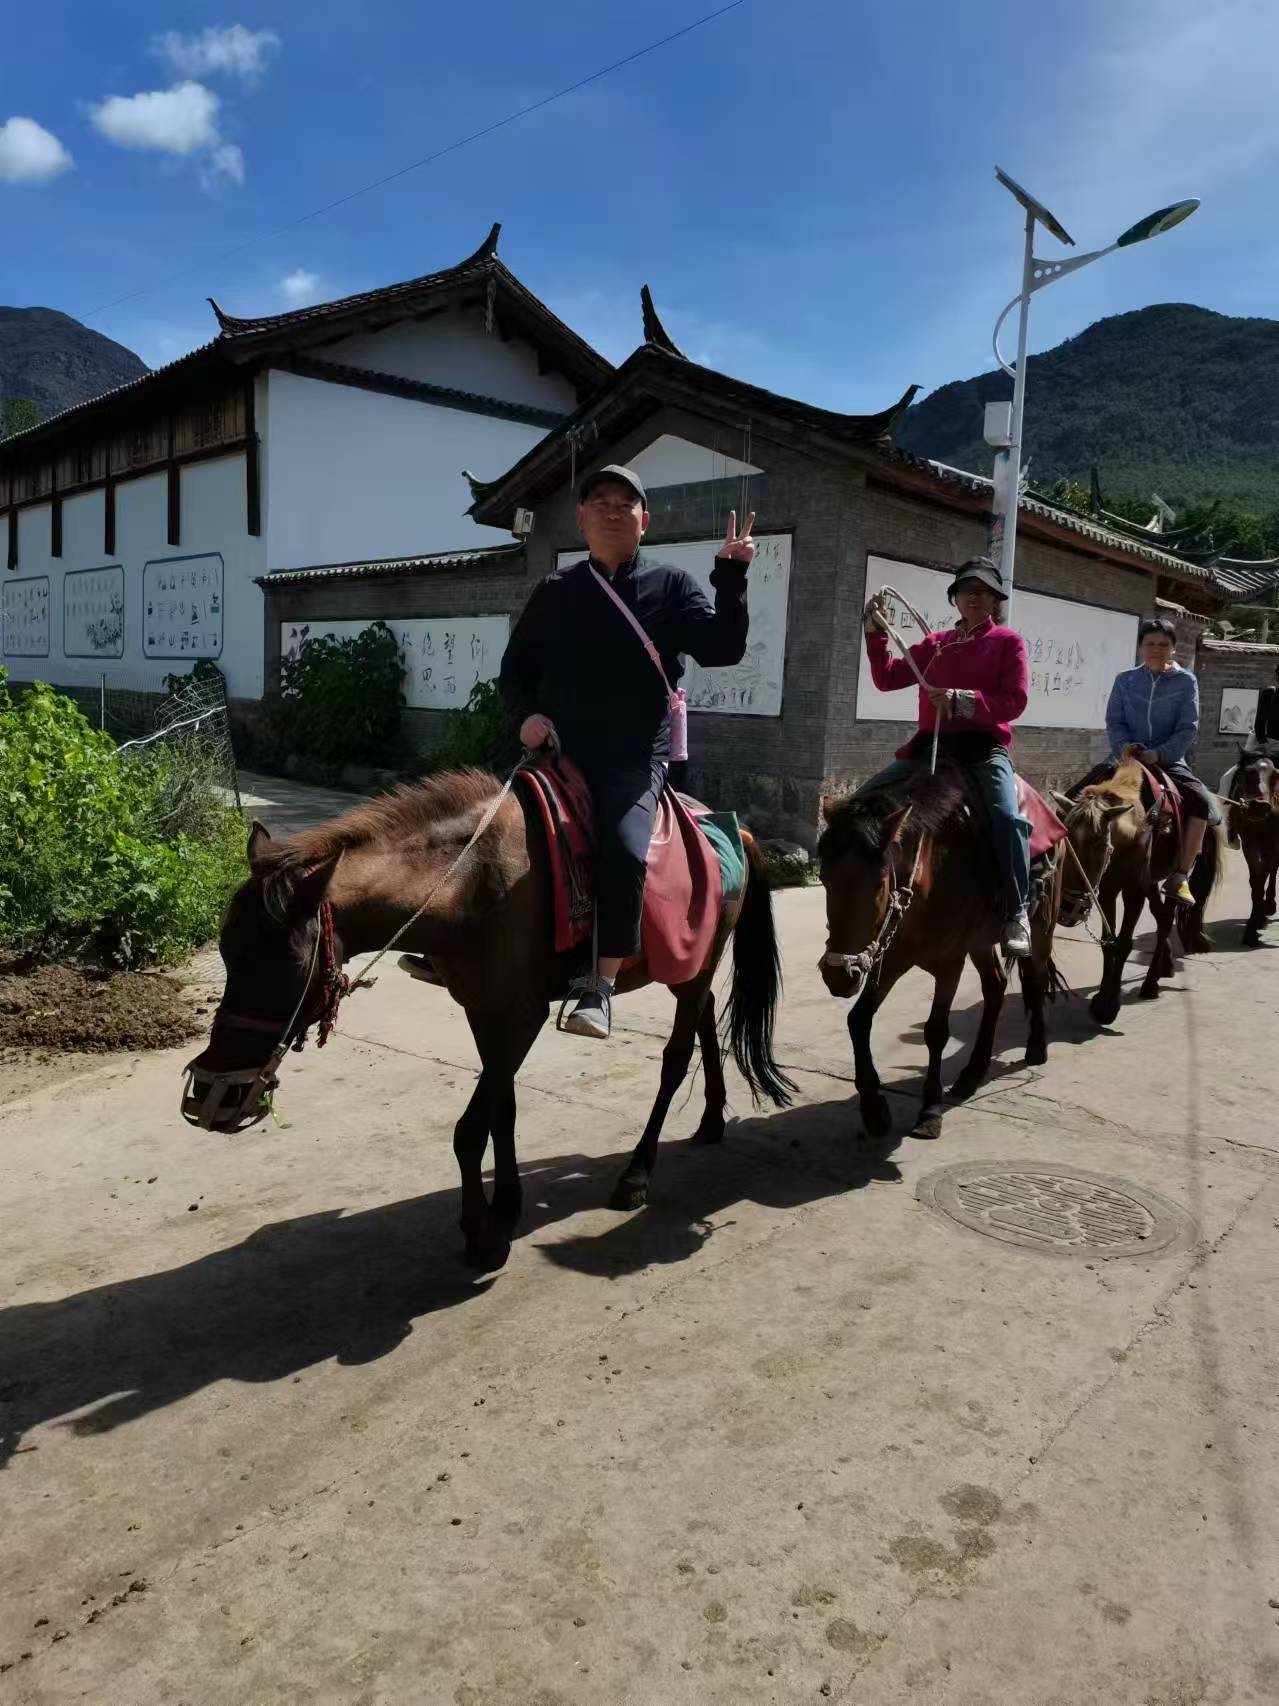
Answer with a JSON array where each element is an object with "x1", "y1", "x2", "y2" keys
[
  {"x1": 425, "y1": 679, "x2": 521, "y2": 776},
  {"x1": 0, "y1": 670, "x2": 245, "y2": 967},
  {"x1": 252, "y1": 623, "x2": 404, "y2": 783}
]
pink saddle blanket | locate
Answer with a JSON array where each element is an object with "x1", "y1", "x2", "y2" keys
[{"x1": 1017, "y1": 776, "x2": 1068, "y2": 860}]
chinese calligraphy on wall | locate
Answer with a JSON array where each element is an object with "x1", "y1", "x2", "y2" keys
[
  {"x1": 143, "y1": 554, "x2": 224, "y2": 660},
  {"x1": 1, "y1": 577, "x2": 51, "y2": 658},
  {"x1": 856, "y1": 555, "x2": 1139, "y2": 731},
  {"x1": 63, "y1": 565, "x2": 125, "y2": 658},
  {"x1": 280, "y1": 615, "x2": 511, "y2": 710}
]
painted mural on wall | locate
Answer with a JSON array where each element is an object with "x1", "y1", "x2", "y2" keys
[
  {"x1": 2, "y1": 577, "x2": 51, "y2": 658},
  {"x1": 280, "y1": 615, "x2": 511, "y2": 710},
  {"x1": 1218, "y1": 687, "x2": 1259, "y2": 735},
  {"x1": 555, "y1": 534, "x2": 793, "y2": 718},
  {"x1": 857, "y1": 554, "x2": 1140, "y2": 731},
  {"x1": 143, "y1": 554, "x2": 224, "y2": 660},
  {"x1": 63, "y1": 565, "x2": 125, "y2": 659}
]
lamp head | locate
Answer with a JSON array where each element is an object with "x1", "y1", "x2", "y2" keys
[{"x1": 1116, "y1": 199, "x2": 1200, "y2": 247}]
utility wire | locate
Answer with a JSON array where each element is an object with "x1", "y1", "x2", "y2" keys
[{"x1": 79, "y1": 1, "x2": 745, "y2": 323}]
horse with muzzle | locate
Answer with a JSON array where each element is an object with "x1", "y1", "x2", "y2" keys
[{"x1": 1227, "y1": 751, "x2": 1279, "y2": 945}]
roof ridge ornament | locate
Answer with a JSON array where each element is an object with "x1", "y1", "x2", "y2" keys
[
  {"x1": 207, "y1": 296, "x2": 232, "y2": 332},
  {"x1": 640, "y1": 285, "x2": 684, "y2": 357}
]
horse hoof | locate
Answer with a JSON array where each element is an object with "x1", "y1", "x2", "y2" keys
[
  {"x1": 610, "y1": 1176, "x2": 648, "y2": 1212},
  {"x1": 911, "y1": 1110, "x2": 944, "y2": 1141},
  {"x1": 1023, "y1": 1041, "x2": 1048, "y2": 1068},
  {"x1": 464, "y1": 1235, "x2": 511, "y2": 1274},
  {"x1": 949, "y1": 1071, "x2": 981, "y2": 1102},
  {"x1": 1265, "y1": 901, "x2": 1277, "y2": 918},
  {"x1": 691, "y1": 1117, "x2": 725, "y2": 1147},
  {"x1": 1138, "y1": 982, "x2": 1160, "y2": 1001},
  {"x1": 1243, "y1": 931, "x2": 1261, "y2": 948},
  {"x1": 860, "y1": 1097, "x2": 893, "y2": 1141},
  {"x1": 1089, "y1": 996, "x2": 1120, "y2": 1026}
]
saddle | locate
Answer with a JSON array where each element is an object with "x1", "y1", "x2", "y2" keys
[
  {"x1": 514, "y1": 758, "x2": 733, "y2": 985},
  {"x1": 1015, "y1": 776, "x2": 1069, "y2": 861}
]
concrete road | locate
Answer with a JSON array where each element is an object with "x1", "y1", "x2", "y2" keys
[{"x1": 2, "y1": 846, "x2": 1278, "y2": 1705}]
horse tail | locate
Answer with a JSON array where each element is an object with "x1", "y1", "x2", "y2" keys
[
  {"x1": 1192, "y1": 820, "x2": 1225, "y2": 901},
  {"x1": 726, "y1": 837, "x2": 796, "y2": 1108}
]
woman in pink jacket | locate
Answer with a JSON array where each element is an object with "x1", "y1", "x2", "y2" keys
[{"x1": 859, "y1": 557, "x2": 1032, "y2": 956}]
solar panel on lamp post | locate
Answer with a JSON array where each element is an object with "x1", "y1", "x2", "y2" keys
[{"x1": 985, "y1": 168, "x2": 1199, "y2": 614}]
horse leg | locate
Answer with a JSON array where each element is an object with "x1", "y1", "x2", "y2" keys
[
  {"x1": 1090, "y1": 880, "x2": 1138, "y2": 1025},
  {"x1": 610, "y1": 984, "x2": 705, "y2": 1211},
  {"x1": 913, "y1": 958, "x2": 964, "y2": 1140},
  {"x1": 848, "y1": 968, "x2": 901, "y2": 1142},
  {"x1": 691, "y1": 989, "x2": 727, "y2": 1147},
  {"x1": 1243, "y1": 843, "x2": 1266, "y2": 944},
  {"x1": 455, "y1": 1009, "x2": 544, "y2": 1271},
  {"x1": 952, "y1": 948, "x2": 1009, "y2": 1099},
  {"x1": 1139, "y1": 889, "x2": 1176, "y2": 999}
]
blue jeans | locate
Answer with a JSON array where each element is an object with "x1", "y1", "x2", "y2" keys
[{"x1": 855, "y1": 748, "x2": 1031, "y2": 916}]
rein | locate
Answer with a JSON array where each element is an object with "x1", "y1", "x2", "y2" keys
[
  {"x1": 184, "y1": 763, "x2": 524, "y2": 1132},
  {"x1": 822, "y1": 808, "x2": 925, "y2": 986}
]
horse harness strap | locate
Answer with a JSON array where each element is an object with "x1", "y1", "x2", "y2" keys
[{"x1": 822, "y1": 807, "x2": 925, "y2": 985}]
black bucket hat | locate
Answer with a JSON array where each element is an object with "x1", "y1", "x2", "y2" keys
[{"x1": 946, "y1": 556, "x2": 1007, "y2": 603}]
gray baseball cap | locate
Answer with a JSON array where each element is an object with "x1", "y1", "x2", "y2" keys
[
  {"x1": 946, "y1": 556, "x2": 1007, "y2": 602},
  {"x1": 579, "y1": 463, "x2": 647, "y2": 507}
]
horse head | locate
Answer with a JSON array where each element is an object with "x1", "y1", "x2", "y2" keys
[
  {"x1": 1235, "y1": 751, "x2": 1279, "y2": 821},
  {"x1": 1054, "y1": 786, "x2": 1132, "y2": 929},
  {"x1": 816, "y1": 796, "x2": 913, "y2": 999},
  {"x1": 180, "y1": 822, "x2": 344, "y2": 1133}
]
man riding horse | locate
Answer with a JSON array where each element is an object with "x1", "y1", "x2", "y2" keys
[
  {"x1": 859, "y1": 556, "x2": 1033, "y2": 956},
  {"x1": 498, "y1": 464, "x2": 755, "y2": 1039},
  {"x1": 1219, "y1": 659, "x2": 1279, "y2": 844}
]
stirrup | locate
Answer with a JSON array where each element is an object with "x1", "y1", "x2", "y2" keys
[{"x1": 556, "y1": 974, "x2": 613, "y2": 1038}]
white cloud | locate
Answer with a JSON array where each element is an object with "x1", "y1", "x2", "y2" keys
[
  {"x1": 279, "y1": 268, "x2": 321, "y2": 305},
  {"x1": 153, "y1": 24, "x2": 280, "y2": 81},
  {"x1": 0, "y1": 115, "x2": 73, "y2": 184},
  {"x1": 202, "y1": 142, "x2": 244, "y2": 187},
  {"x1": 90, "y1": 81, "x2": 222, "y2": 156}
]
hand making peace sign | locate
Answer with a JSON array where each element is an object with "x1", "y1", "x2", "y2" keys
[{"x1": 720, "y1": 509, "x2": 756, "y2": 567}]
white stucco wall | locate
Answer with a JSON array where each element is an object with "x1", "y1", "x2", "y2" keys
[
  {"x1": 2, "y1": 452, "x2": 267, "y2": 699},
  {"x1": 263, "y1": 370, "x2": 546, "y2": 571},
  {"x1": 324, "y1": 305, "x2": 581, "y2": 412}
]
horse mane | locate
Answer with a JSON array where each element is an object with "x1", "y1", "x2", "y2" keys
[
  {"x1": 1080, "y1": 756, "x2": 1144, "y2": 809},
  {"x1": 251, "y1": 767, "x2": 502, "y2": 919},
  {"x1": 818, "y1": 767, "x2": 967, "y2": 863}
]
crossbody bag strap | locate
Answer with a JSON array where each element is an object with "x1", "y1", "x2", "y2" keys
[{"x1": 588, "y1": 564, "x2": 675, "y2": 695}]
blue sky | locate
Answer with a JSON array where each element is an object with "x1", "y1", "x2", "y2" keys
[{"x1": 3, "y1": 0, "x2": 1276, "y2": 414}]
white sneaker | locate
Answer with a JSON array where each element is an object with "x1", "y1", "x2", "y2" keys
[
  {"x1": 1003, "y1": 908, "x2": 1032, "y2": 958},
  {"x1": 561, "y1": 986, "x2": 612, "y2": 1040}
]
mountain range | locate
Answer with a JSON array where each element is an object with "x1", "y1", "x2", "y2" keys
[{"x1": 1, "y1": 307, "x2": 148, "y2": 430}]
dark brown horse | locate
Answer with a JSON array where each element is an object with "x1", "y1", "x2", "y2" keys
[
  {"x1": 817, "y1": 768, "x2": 1061, "y2": 1143},
  {"x1": 1055, "y1": 758, "x2": 1219, "y2": 1025},
  {"x1": 1228, "y1": 752, "x2": 1279, "y2": 945},
  {"x1": 181, "y1": 769, "x2": 793, "y2": 1270}
]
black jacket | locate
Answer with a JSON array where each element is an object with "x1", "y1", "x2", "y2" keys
[
  {"x1": 1256, "y1": 683, "x2": 1279, "y2": 742},
  {"x1": 499, "y1": 551, "x2": 749, "y2": 763}
]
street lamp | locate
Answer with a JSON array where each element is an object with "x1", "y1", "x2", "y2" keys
[{"x1": 985, "y1": 167, "x2": 1199, "y2": 608}]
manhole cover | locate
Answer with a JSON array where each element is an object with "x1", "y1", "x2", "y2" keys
[{"x1": 916, "y1": 1161, "x2": 1196, "y2": 1260}]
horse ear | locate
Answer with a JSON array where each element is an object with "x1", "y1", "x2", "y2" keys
[
  {"x1": 879, "y1": 806, "x2": 912, "y2": 846},
  {"x1": 292, "y1": 851, "x2": 344, "y2": 916},
  {"x1": 1102, "y1": 801, "x2": 1131, "y2": 822},
  {"x1": 1050, "y1": 789, "x2": 1074, "y2": 813},
  {"x1": 247, "y1": 820, "x2": 273, "y2": 864}
]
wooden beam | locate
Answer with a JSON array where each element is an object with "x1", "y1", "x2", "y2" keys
[
  {"x1": 7, "y1": 507, "x2": 16, "y2": 572},
  {"x1": 166, "y1": 417, "x2": 181, "y2": 546},
  {"x1": 51, "y1": 492, "x2": 62, "y2": 558},
  {"x1": 104, "y1": 442, "x2": 116, "y2": 556},
  {"x1": 244, "y1": 378, "x2": 261, "y2": 536}
]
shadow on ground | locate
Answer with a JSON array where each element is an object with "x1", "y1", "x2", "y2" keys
[{"x1": 0, "y1": 1109, "x2": 891, "y2": 1467}]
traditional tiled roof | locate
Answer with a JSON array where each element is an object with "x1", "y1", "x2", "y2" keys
[
  {"x1": 1, "y1": 225, "x2": 609, "y2": 458},
  {"x1": 1199, "y1": 637, "x2": 1279, "y2": 657},
  {"x1": 257, "y1": 543, "x2": 525, "y2": 587},
  {"x1": 468, "y1": 326, "x2": 920, "y2": 521},
  {"x1": 1208, "y1": 558, "x2": 1279, "y2": 599}
]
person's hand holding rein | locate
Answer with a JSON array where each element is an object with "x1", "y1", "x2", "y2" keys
[
  {"x1": 863, "y1": 590, "x2": 889, "y2": 633},
  {"x1": 1122, "y1": 742, "x2": 1161, "y2": 766},
  {"x1": 926, "y1": 686, "x2": 954, "y2": 714},
  {"x1": 520, "y1": 714, "x2": 559, "y2": 752}
]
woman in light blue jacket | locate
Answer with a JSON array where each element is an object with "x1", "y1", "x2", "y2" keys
[{"x1": 1105, "y1": 616, "x2": 1220, "y2": 903}]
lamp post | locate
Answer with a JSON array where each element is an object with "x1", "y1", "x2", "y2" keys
[{"x1": 986, "y1": 168, "x2": 1199, "y2": 609}]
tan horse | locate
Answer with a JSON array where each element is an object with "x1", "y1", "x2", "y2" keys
[{"x1": 180, "y1": 770, "x2": 793, "y2": 1271}]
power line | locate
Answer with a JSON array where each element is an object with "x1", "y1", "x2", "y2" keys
[{"x1": 79, "y1": 0, "x2": 745, "y2": 323}]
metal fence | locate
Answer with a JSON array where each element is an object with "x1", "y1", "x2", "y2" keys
[{"x1": 102, "y1": 669, "x2": 242, "y2": 813}]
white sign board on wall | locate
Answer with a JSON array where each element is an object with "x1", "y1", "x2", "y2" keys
[
  {"x1": 857, "y1": 555, "x2": 1139, "y2": 731},
  {"x1": 1218, "y1": 688, "x2": 1258, "y2": 736},
  {"x1": 2, "y1": 577, "x2": 50, "y2": 657},
  {"x1": 63, "y1": 565, "x2": 125, "y2": 659},
  {"x1": 143, "y1": 554, "x2": 224, "y2": 660},
  {"x1": 280, "y1": 616, "x2": 511, "y2": 711},
  {"x1": 556, "y1": 534, "x2": 792, "y2": 717}
]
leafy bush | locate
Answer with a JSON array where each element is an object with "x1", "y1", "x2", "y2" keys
[
  {"x1": 0, "y1": 670, "x2": 245, "y2": 967},
  {"x1": 252, "y1": 623, "x2": 404, "y2": 783},
  {"x1": 425, "y1": 679, "x2": 521, "y2": 776}
]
